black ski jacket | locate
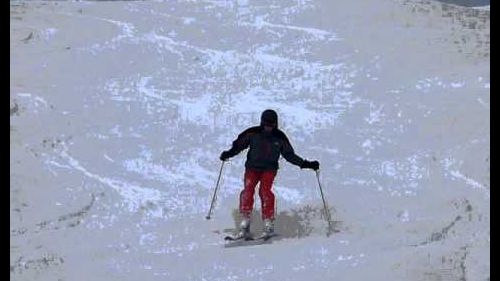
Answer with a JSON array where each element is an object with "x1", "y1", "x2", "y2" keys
[{"x1": 225, "y1": 126, "x2": 305, "y2": 171}]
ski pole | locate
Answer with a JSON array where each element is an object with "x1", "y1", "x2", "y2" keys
[
  {"x1": 206, "y1": 161, "x2": 225, "y2": 220},
  {"x1": 315, "y1": 170, "x2": 334, "y2": 236}
]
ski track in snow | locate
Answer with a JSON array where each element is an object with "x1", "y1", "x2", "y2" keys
[
  {"x1": 443, "y1": 158, "x2": 490, "y2": 198},
  {"x1": 53, "y1": 1, "x2": 355, "y2": 136},
  {"x1": 45, "y1": 142, "x2": 309, "y2": 220},
  {"x1": 58, "y1": 147, "x2": 165, "y2": 216}
]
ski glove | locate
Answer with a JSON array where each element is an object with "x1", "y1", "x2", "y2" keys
[
  {"x1": 301, "y1": 160, "x2": 320, "y2": 171},
  {"x1": 220, "y1": 151, "x2": 231, "y2": 161}
]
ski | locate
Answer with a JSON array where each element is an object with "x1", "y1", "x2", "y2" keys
[
  {"x1": 224, "y1": 235, "x2": 254, "y2": 242},
  {"x1": 224, "y1": 233, "x2": 278, "y2": 248},
  {"x1": 254, "y1": 233, "x2": 278, "y2": 241}
]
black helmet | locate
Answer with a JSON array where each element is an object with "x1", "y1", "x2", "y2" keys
[{"x1": 260, "y1": 109, "x2": 278, "y2": 128}]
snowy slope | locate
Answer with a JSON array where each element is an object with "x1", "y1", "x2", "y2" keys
[{"x1": 10, "y1": 0, "x2": 489, "y2": 280}]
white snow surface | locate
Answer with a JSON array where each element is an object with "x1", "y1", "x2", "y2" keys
[{"x1": 10, "y1": 0, "x2": 489, "y2": 280}]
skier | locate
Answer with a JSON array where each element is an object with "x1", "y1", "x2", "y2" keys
[{"x1": 220, "y1": 109, "x2": 320, "y2": 240}]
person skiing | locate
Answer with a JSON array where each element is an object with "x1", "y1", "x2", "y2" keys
[{"x1": 220, "y1": 109, "x2": 320, "y2": 239}]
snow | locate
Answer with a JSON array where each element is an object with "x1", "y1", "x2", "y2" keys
[{"x1": 10, "y1": 0, "x2": 489, "y2": 280}]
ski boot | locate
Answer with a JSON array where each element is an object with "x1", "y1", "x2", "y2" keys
[
  {"x1": 261, "y1": 218, "x2": 275, "y2": 239},
  {"x1": 234, "y1": 218, "x2": 252, "y2": 240}
]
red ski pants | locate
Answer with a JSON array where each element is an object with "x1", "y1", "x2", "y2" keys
[{"x1": 239, "y1": 169, "x2": 277, "y2": 220}]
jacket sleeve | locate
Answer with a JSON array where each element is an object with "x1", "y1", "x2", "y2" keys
[
  {"x1": 280, "y1": 133, "x2": 305, "y2": 167},
  {"x1": 226, "y1": 128, "x2": 253, "y2": 158}
]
